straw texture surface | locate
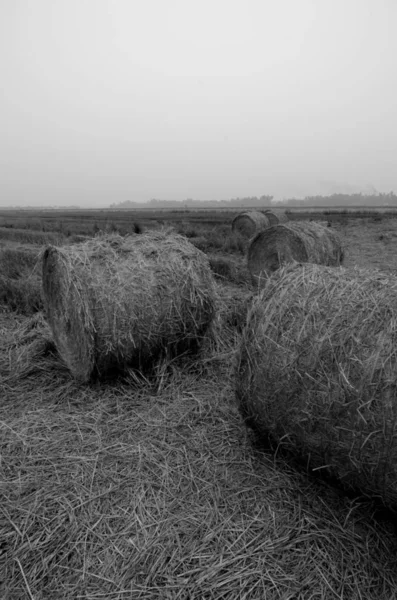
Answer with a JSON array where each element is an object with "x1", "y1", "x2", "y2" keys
[{"x1": 236, "y1": 262, "x2": 397, "y2": 511}]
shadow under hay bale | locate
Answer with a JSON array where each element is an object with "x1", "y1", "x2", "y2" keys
[
  {"x1": 248, "y1": 221, "x2": 343, "y2": 285},
  {"x1": 208, "y1": 256, "x2": 234, "y2": 280},
  {"x1": 236, "y1": 262, "x2": 397, "y2": 513},
  {"x1": 200, "y1": 283, "x2": 253, "y2": 365},
  {"x1": 231, "y1": 211, "x2": 271, "y2": 238},
  {"x1": 42, "y1": 231, "x2": 216, "y2": 382}
]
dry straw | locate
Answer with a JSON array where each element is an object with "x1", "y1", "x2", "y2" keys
[
  {"x1": 0, "y1": 311, "x2": 58, "y2": 382},
  {"x1": 248, "y1": 220, "x2": 343, "y2": 284},
  {"x1": 3, "y1": 278, "x2": 397, "y2": 598},
  {"x1": 231, "y1": 211, "x2": 271, "y2": 238},
  {"x1": 310, "y1": 219, "x2": 331, "y2": 228},
  {"x1": 236, "y1": 262, "x2": 397, "y2": 512},
  {"x1": 0, "y1": 246, "x2": 43, "y2": 314},
  {"x1": 263, "y1": 208, "x2": 289, "y2": 226},
  {"x1": 42, "y1": 231, "x2": 216, "y2": 382}
]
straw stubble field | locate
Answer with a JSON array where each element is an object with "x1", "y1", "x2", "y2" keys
[{"x1": 2, "y1": 213, "x2": 397, "y2": 599}]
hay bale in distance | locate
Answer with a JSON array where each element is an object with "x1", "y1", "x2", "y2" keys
[
  {"x1": 263, "y1": 209, "x2": 289, "y2": 226},
  {"x1": 248, "y1": 221, "x2": 343, "y2": 284},
  {"x1": 231, "y1": 211, "x2": 271, "y2": 238},
  {"x1": 236, "y1": 262, "x2": 397, "y2": 512},
  {"x1": 42, "y1": 231, "x2": 216, "y2": 382}
]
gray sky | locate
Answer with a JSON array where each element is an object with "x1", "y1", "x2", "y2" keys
[{"x1": 1, "y1": 0, "x2": 396, "y2": 207}]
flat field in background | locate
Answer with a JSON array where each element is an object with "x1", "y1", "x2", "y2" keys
[
  {"x1": 1, "y1": 209, "x2": 397, "y2": 599},
  {"x1": 1, "y1": 205, "x2": 397, "y2": 237}
]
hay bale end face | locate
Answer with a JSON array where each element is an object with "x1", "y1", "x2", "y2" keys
[
  {"x1": 42, "y1": 232, "x2": 216, "y2": 382},
  {"x1": 231, "y1": 211, "x2": 271, "y2": 238},
  {"x1": 236, "y1": 262, "x2": 397, "y2": 512},
  {"x1": 263, "y1": 209, "x2": 289, "y2": 226},
  {"x1": 248, "y1": 221, "x2": 343, "y2": 284}
]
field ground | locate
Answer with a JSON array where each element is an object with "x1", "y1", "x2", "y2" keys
[{"x1": 2, "y1": 210, "x2": 397, "y2": 598}]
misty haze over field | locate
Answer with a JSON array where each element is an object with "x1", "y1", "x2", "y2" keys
[{"x1": 1, "y1": 0, "x2": 396, "y2": 208}]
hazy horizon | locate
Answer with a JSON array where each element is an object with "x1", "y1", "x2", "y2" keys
[{"x1": 1, "y1": 0, "x2": 396, "y2": 208}]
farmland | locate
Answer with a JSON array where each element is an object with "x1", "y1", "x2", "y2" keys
[{"x1": 2, "y1": 209, "x2": 397, "y2": 599}]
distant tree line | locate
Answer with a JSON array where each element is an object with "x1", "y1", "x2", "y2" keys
[
  {"x1": 279, "y1": 192, "x2": 397, "y2": 207},
  {"x1": 111, "y1": 191, "x2": 397, "y2": 210},
  {"x1": 111, "y1": 195, "x2": 273, "y2": 209}
]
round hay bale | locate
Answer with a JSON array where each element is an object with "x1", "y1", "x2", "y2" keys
[
  {"x1": 247, "y1": 221, "x2": 343, "y2": 284},
  {"x1": 42, "y1": 231, "x2": 216, "y2": 382},
  {"x1": 263, "y1": 209, "x2": 289, "y2": 226},
  {"x1": 236, "y1": 262, "x2": 397, "y2": 512},
  {"x1": 231, "y1": 211, "x2": 271, "y2": 238}
]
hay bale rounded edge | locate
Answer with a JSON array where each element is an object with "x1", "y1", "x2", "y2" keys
[
  {"x1": 248, "y1": 221, "x2": 343, "y2": 284},
  {"x1": 263, "y1": 209, "x2": 289, "y2": 226},
  {"x1": 231, "y1": 211, "x2": 271, "y2": 238},
  {"x1": 236, "y1": 262, "x2": 397, "y2": 512},
  {"x1": 42, "y1": 231, "x2": 216, "y2": 382}
]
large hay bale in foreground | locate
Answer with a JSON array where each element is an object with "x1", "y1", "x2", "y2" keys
[
  {"x1": 231, "y1": 211, "x2": 271, "y2": 238},
  {"x1": 236, "y1": 262, "x2": 397, "y2": 512},
  {"x1": 42, "y1": 231, "x2": 216, "y2": 382},
  {"x1": 248, "y1": 221, "x2": 343, "y2": 284}
]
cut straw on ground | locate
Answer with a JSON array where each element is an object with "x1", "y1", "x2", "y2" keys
[{"x1": 1, "y1": 298, "x2": 397, "y2": 599}]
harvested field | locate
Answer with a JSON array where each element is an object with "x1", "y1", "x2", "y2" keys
[
  {"x1": 42, "y1": 231, "x2": 216, "y2": 381},
  {"x1": 248, "y1": 220, "x2": 344, "y2": 283},
  {"x1": 3, "y1": 214, "x2": 397, "y2": 599},
  {"x1": 0, "y1": 226, "x2": 68, "y2": 245},
  {"x1": 236, "y1": 262, "x2": 397, "y2": 512},
  {"x1": 2, "y1": 308, "x2": 397, "y2": 599}
]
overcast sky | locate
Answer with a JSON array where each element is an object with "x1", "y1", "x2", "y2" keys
[{"x1": 1, "y1": 0, "x2": 396, "y2": 207}]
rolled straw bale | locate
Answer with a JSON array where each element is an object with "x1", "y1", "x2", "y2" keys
[
  {"x1": 248, "y1": 221, "x2": 343, "y2": 284},
  {"x1": 236, "y1": 262, "x2": 397, "y2": 511},
  {"x1": 42, "y1": 231, "x2": 216, "y2": 382},
  {"x1": 231, "y1": 211, "x2": 271, "y2": 238},
  {"x1": 263, "y1": 209, "x2": 289, "y2": 226}
]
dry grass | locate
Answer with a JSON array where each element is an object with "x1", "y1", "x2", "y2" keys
[
  {"x1": 0, "y1": 247, "x2": 43, "y2": 314},
  {"x1": 42, "y1": 231, "x2": 216, "y2": 382},
  {"x1": 0, "y1": 227, "x2": 66, "y2": 245},
  {"x1": 248, "y1": 221, "x2": 344, "y2": 284},
  {"x1": 335, "y1": 218, "x2": 397, "y2": 273},
  {"x1": 2, "y1": 308, "x2": 397, "y2": 599},
  {"x1": 236, "y1": 262, "x2": 397, "y2": 513},
  {"x1": 208, "y1": 255, "x2": 252, "y2": 286},
  {"x1": 3, "y1": 218, "x2": 397, "y2": 598}
]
